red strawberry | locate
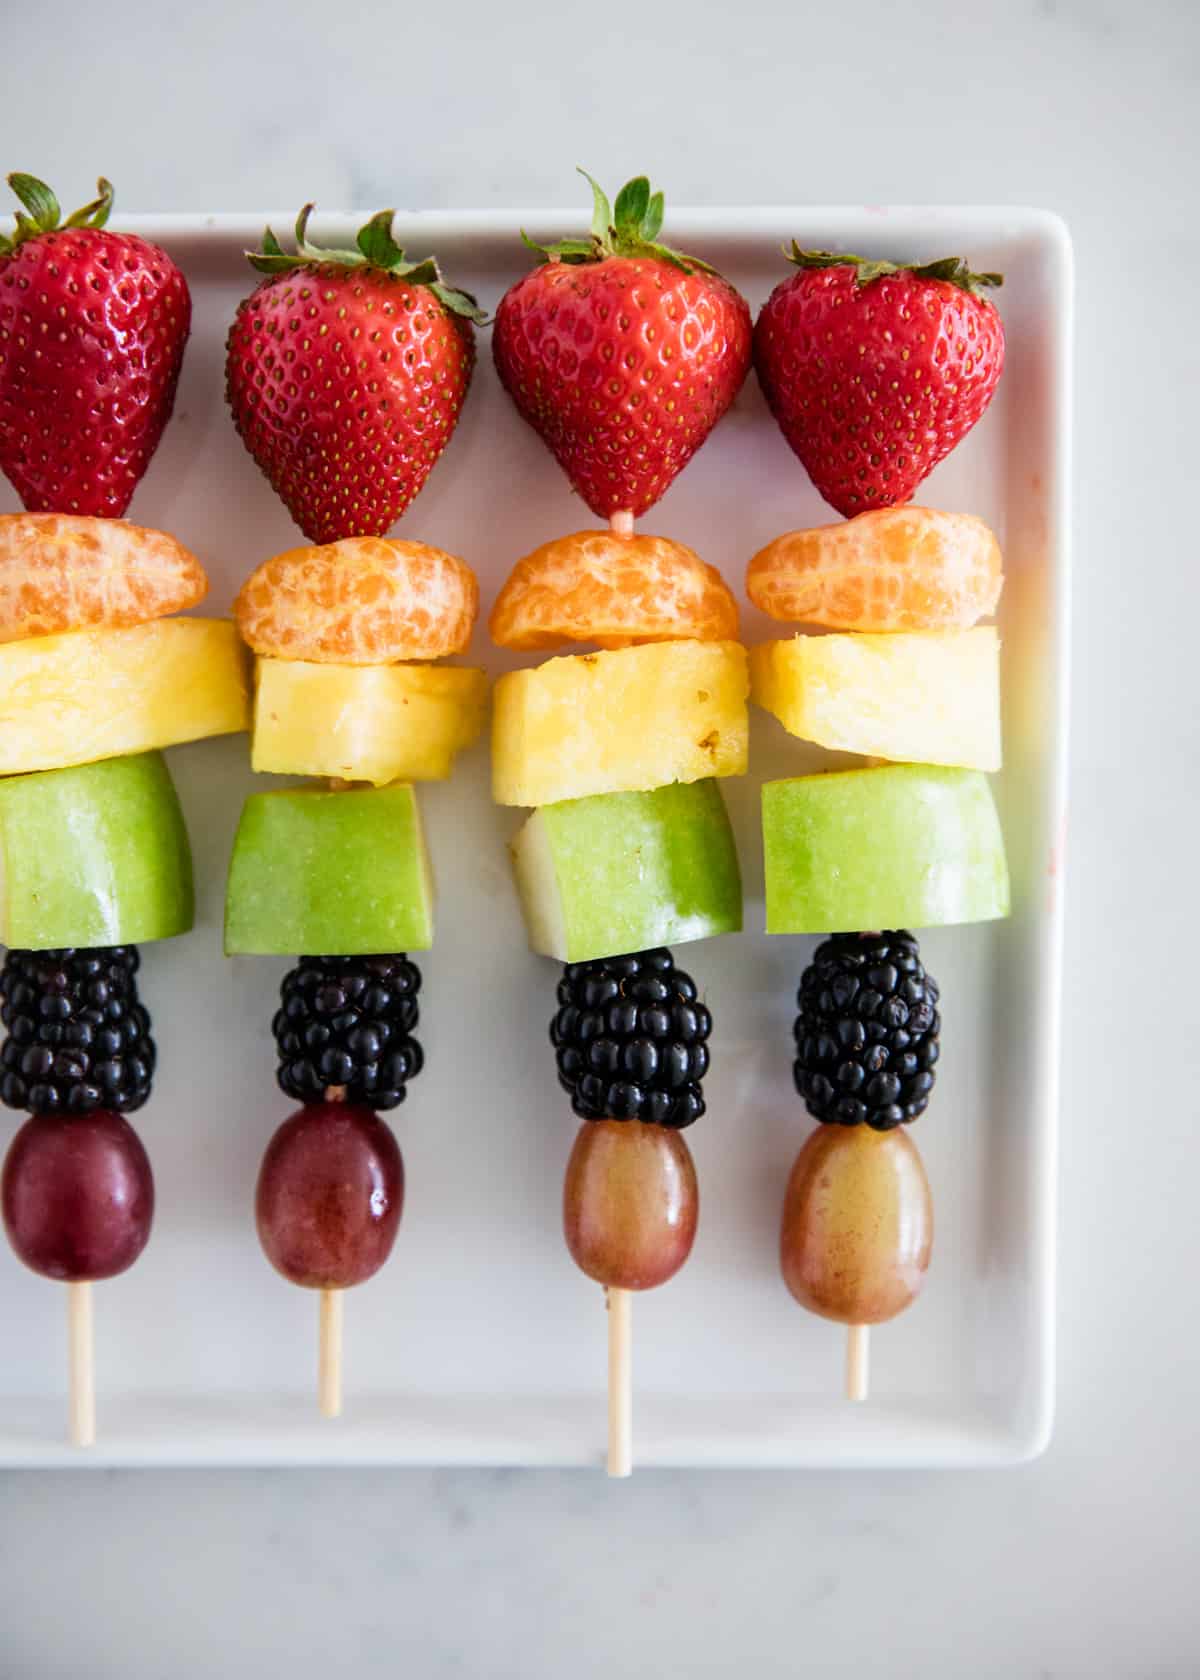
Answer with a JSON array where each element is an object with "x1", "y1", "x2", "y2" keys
[
  {"x1": 0, "y1": 173, "x2": 190, "y2": 518},
  {"x1": 226, "y1": 206, "x2": 482, "y2": 544},
  {"x1": 754, "y1": 248, "x2": 1005, "y2": 518},
  {"x1": 493, "y1": 172, "x2": 751, "y2": 520}
]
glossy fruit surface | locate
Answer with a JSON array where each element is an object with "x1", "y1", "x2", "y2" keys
[
  {"x1": 235, "y1": 537, "x2": 478, "y2": 664},
  {"x1": 1, "y1": 1109, "x2": 154, "y2": 1281},
  {"x1": 0, "y1": 514, "x2": 207, "y2": 643},
  {"x1": 492, "y1": 639, "x2": 748, "y2": 807},
  {"x1": 0, "y1": 174, "x2": 190, "y2": 518},
  {"x1": 755, "y1": 251, "x2": 1004, "y2": 517},
  {"x1": 256, "y1": 1102, "x2": 403, "y2": 1289},
  {"x1": 563, "y1": 1119, "x2": 697, "y2": 1289},
  {"x1": 252, "y1": 657, "x2": 488, "y2": 786},
  {"x1": 762, "y1": 765, "x2": 1010, "y2": 934},
  {"x1": 0, "y1": 618, "x2": 250, "y2": 777},
  {"x1": 750, "y1": 628, "x2": 1002, "y2": 771},
  {"x1": 226, "y1": 206, "x2": 479, "y2": 544},
  {"x1": 780, "y1": 1123, "x2": 932, "y2": 1324},
  {"x1": 489, "y1": 529, "x2": 737, "y2": 651},
  {"x1": 513, "y1": 781, "x2": 741, "y2": 962},
  {"x1": 0, "y1": 752, "x2": 193, "y2": 948},
  {"x1": 746, "y1": 507, "x2": 1003, "y2": 632},
  {"x1": 492, "y1": 173, "x2": 751, "y2": 519},
  {"x1": 225, "y1": 784, "x2": 433, "y2": 955}
]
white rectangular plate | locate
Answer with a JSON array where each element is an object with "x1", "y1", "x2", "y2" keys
[{"x1": 0, "y1": 206, "x2": 1071, "y2": 1467}]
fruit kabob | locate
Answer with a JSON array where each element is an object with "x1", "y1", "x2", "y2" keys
[
  {"x1": 221, "y1": 204, "x2": 487, "y2": 1417},
  {"x1": 489, "y1": 172, "x2": 752, "y2": 1474},
  {"x1": 745, "y1": 245, "x2": 1011, "y2": 1398},
  {"x1": 0, "y1": 174, "x2": 250, "y2": 1443}
]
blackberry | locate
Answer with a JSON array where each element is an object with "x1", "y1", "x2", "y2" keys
[
  {"x1": 273, "y1": 954, "x2": 423, "y2": 1111},
  {"x1": 550, "y1": 947, "x2": 711, "y2": 1128},
  {"x1": 0, "y1": 947, "x2": 156, "y2": 1115},
  {"x1": 793, "y1": 931, "x2": 940, "y2": 1129}
]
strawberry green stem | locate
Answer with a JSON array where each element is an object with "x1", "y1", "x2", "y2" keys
[
  {"x1": 0, "y1": 173, "x2": 113, "y2": 255},
  {"x1": 246, "y1": 204, "x2": 485, "y2": 323},
  {"x1": 785, "y1": 243, "x2": 1003, "y2": 297},
  {"x1": 522, "y1": 169, "x2": 715, "y2": 276}
]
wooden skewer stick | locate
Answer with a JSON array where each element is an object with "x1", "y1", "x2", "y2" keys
[
  {"x1": 316, "y1": 1079, "x2": 348, "y2": 1418},
  {"x1": 606, "y1": 1285, "x2": 632, "y2": 1477},
  {"x1": 67, "y1": 1282, "x2": 95, "y2": 1447},
  {"x1": 318, "y1": 1287, "x2": 343, "y2": 1419},
  {"x1": 609, "y1": 509, "x2": 634, "y2": 539},
  {"x1": 845, "y1": 1323, "x2": 869, "y2": 1403}
]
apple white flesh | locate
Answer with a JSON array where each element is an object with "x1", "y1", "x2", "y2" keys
[
  {"x1": 763, "y1": 765, "x2": 1010, "y2": 934},
  {"x1": 511, "y1": 779, "x2": 742, "y2": 962},
  {"x1": 0, "y1": 752, "x2": 193, "y2": 948},
  {"x1": 225, "y1": 784, "x2": 433, "y2": 956}
]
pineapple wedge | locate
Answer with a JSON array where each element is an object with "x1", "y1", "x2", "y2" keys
[
  {"x1": 492, "y1": 640, "x2": 748, "y2": 808},
  {"x1": 253, "y1": 658, "x2": 488, "y2": 785},
  {"x1": 0, "y1": 618, "x2": 250, "y2": 776},
  {"x1": 750, "y1": 628, "x2": 1001, "y2": 771}
]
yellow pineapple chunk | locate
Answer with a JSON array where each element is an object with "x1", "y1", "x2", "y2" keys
[
  {"x1": 492, "y1": 640, "x2": 748, "y2": 807},
  {"x1": 0, "y1": 618, "x2": 250, "y2": 776},
  {"x1": 253, "y1": 657, "x2": 488, "y2": 785},
  {"x1": 750, "y1": 627, "x2": 1001, "y2": 771}
]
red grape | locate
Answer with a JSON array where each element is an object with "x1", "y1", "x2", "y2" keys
[
  {"x1": 563, "y1": 1119, "x2": 697, "y2": 1290},
  {"x1": 256, "y1": 1102, "x2": 403, "y2": 1289},
  {"x1": 780, "y1": 1124, "x2": 932, "y2": 1324},
  {"x1": 1, "y1": 1110, "x2": 154, "y2": 1281}
]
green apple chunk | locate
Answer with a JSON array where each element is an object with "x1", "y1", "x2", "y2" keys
[
  {"x1": 225, "y1": 784, "x2": 433, "y2": 956},
  {"x1": 512, "y1": 779, "x2": 742, "y2": 962},
  {"x1": 0, "y1": 752, "x2": 194, "y2": 949},
  {"x1": 763, "y1": 765, "x2": 1010, "y2": 934}
]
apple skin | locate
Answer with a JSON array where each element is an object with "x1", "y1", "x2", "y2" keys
[
  {"x1": 225, "y1": 784, "x2": 433, "y2": 956},
  {"x1": 512, "y1": 779, "x2": 742, "y2": 962},
  {"x1": 563, "y1": 1120, "x2": 698, "y2": 1290},
  {"x1": 780, "y1": 1124, "x2": 932, "y2": 1325},
  {"x1": 763, "y1": 765, "x2": 1010, "y2": 934},
  {"x1": 0, "y1": 751, "x2": 194, "y2": 948}
]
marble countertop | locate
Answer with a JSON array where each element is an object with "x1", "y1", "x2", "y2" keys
[{"x1": 1, "y1": 1, "x2": 1196, "y2": 1675}]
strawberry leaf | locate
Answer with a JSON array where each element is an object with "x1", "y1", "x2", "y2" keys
[
  {"x1": 243, "y1": 203, "x2": 485, "y2": 321},
  {"x1": 355, "y1": 209, "x2": 406, "y2": 270},
  {"x1": 518, "y1": 170, "x2": 726, "y2": 279},
  {"x1": 2, "y1": 173, "x2": 115, "y2": 252},
  {"x1": 9, "y1": 173, "x2": 60, "y2": 230},
  {"x1": 613, "y1": 176, "x2": 651, "y2": 240},
  {"x1": 785, "y1": 243, "x2": 1003, "y2": 296},
  {"x1": 578, "y1": 168, "x2": 614, "y2": 243},
  {"x1": 62, "y1": 178, "x2": 114, "y2": 230},
  {"x1": 642, "y1": 191, "x2": 665, "y2": 243}
]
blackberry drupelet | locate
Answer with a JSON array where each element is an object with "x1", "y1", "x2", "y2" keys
[
  {"x1": 273, "y1": 955, "x2": 423, "y2": 1111},
  {"x1": 551, "y1": 948, "x2": 711, "y2": 1128},
  {"x1": 0, "y1": 947, "x2": 156, "y2": 1115},
  {"x1": 793, "y1": 931, "x2": 940, "y2": 1129}
]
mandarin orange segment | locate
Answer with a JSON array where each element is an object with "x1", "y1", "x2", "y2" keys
[
  {"x1": 0, "y1": 513, "x2": 208, "y2": 644},
  {"x1": 234, "y1": 537, "x2": 479, "y2": 664},
  {"x1": 746, "y1": 507, "x2": 1003, "y2": 632},
  {"x1": 488, "y1": 529, "x2": 738, "y2": 651}
]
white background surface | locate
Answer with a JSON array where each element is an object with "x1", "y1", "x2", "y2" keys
[{"x1": 0, "y1": 0, "x2": 1195, "y2": 1675}]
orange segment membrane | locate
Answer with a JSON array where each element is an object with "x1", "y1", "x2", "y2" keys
[
  {"x1": 746, "y1": 506, "x2": 1002, "y2": 632},
  {"x1": 235, "y1": 537, "x2": 479, "y2": 664},
  {"x1": 0, "y1": 513, "x2": 208, "y2": 643},
  {"x1": 489, "y1": 529, "x2": 738, "y2": 651}
]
